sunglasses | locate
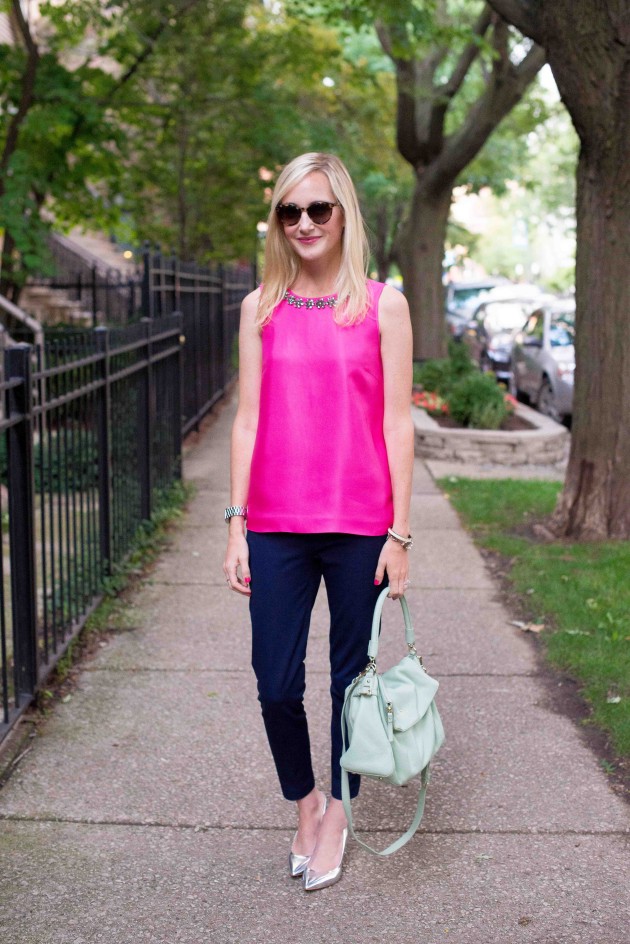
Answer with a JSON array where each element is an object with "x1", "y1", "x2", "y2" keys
[{"x1": 276, "y1": 201, "x2": 341, "y2": 226}]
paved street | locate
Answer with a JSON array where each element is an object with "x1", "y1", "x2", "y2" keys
[{"x1": 0, "y1": 393, "x2": 628, "y2": 944}]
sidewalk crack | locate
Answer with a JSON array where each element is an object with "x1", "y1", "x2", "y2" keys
[{"x1": 1, "y1": 813, "x2": 627, "y2": 837}]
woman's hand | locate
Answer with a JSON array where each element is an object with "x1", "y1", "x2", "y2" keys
[
  {"x1": 223, "y1": 530, "x2": 251, "y2": 595},
  {"x1": 374, "y1": 539, "x2": 409, "y2": 600}
]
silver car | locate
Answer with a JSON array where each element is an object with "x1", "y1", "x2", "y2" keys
[
  {"x1": 510, "y1": 300, "x2": 575, "y2": 423},
  {"x1": 445, "y1": 277, "x2": 512, "y2": 338},
  {"x1": 461, "y1": 287, "x2": 549, "y2": 383}
]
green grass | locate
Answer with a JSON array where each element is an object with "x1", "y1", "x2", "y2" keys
[{"x1": 439, "y1": 477, "x2": 630, "y2": 759}]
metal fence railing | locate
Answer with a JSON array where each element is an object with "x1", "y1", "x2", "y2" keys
[
  {"x1": 0, "y1": 317, "x2": 184, "y2": 740},
  {"x1": 141, "y1": 251, "x2": 252, "y2": 434},
  {"x1": 25, "y1": 242, "x2": 254, "y2": 435},
  {"x1": 46, "y1": 233, "x2": 141, "y2": 326},
  {"x1": 0, "y1": 249, "x2": 254, "y2": 744}
]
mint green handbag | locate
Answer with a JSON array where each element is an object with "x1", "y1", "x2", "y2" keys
[{"x1": 340, "y1": 588, "x2": 445, "y2": 856}]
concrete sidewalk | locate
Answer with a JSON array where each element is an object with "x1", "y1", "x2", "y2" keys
[{"x1": 1, "y1": 394, "x2": 628, "y2": 944}]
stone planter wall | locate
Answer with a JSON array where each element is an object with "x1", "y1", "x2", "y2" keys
[{"x1": 413, "y1": 402, "x2": 569, "y2": 466}]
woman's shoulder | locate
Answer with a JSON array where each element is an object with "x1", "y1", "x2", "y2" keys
[
  {"x1": 366, "y1": 278, "x2": 406, "y2": 305},
  {"x1": 241, "y1": 285, "x2": 262, "y2": 317},
  {"x1": 374, "y1": 282, "x2": 410, "y2": 329},
  {"x1": 243, "y1": 285, "x2": 262, "y2": 305}
]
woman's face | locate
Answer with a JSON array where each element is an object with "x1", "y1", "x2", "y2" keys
[{"x1": 278, "y1": 171, "x2": 344, "y2": 268}]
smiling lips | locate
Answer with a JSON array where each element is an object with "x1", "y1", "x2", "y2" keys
[{"x1": 297, "y1": 237, "x2": 320, "y2": 244}]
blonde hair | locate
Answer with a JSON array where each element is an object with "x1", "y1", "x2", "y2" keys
[{"x1": 256, "y1": 153, "x2": 370, "y2": 327}]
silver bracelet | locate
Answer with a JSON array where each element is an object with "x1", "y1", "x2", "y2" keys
[
  {"x1": 387, "y1": 527, "x2": 413, "y2": 550},
  {"x1": 225, "y1": 505, "x2": 248, "y2": 523}
]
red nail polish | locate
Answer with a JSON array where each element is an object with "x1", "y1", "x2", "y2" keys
[
  {"x1": 374, "y1": 579, "x2": 379, "y2": 585},
  {"x1": 244, "y1": 577, "x2": 251, "y2": 584}
]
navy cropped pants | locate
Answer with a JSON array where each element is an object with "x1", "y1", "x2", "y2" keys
[{"x1": 247, "y1": 531, "x2": 388, "y2": 802}]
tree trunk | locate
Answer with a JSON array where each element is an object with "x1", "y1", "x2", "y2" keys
[
  {"x1": 397, "y1": 179, "x2": 451, "y2": 361},
  {"x1": 0, "y1": 231, "x2": 20, "y2": 302},
  {"x1": 487, "y1": 0, "x2": 630, "y2": 541},
  {"x1": 373, "y1": 203, "x2": 391, "y2": 283},
  {"x1": 551, "y1": 119, "x2": 630, "y2": 539}
]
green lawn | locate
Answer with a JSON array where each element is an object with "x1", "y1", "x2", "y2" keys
[{"x1": 439, "y1": 478, "x2": 630, "y2": 759}]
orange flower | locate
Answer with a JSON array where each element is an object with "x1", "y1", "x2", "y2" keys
[
  {"x1": 412, "y1": 389, "x2": 449, "y2": 416},
  {"x1": 504, "y1": 393, "x2": 517, "y2": 414}
]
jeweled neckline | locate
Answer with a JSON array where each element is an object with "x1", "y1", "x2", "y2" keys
[{"x1": 284, "y1": 289, "x2": 337, "y2": 310}]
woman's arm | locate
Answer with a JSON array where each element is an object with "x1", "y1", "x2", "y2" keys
[
  {"x1": 223, "y1": 288, "x2": 262, "y2": 595},
  {"x1": 374, "y1": 285, "x2": 415, "y2": 599}
]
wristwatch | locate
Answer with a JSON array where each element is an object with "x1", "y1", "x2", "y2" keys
[{"x1": 225, "y1": 505, "x2": 248, "y2": 523}]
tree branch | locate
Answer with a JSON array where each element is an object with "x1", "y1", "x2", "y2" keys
[
  {"x1": 426, "y1": 39, "x2": 546, "y2": 194},
  {"x1": 10, "y1": 0, "x2": 37, "y2": 56},
  {"x1": 439, "y1": 4, "x2": 493, "y2": 101},
  {"x1": 377, "y1": 19, "x2": 448, "y2": 168},
  {"x1": 376, "y1": 21, "x2": 423, "y2": 166},
  {"x1": 0, "y1": 2, "x2": 39, "y2": 181},
  {"x1": 485, "y1": 0, "x2": 543, "y2": 45},
  {"x1": 103, "y1": 0, "x2": 201, "y2": 105},
  {"x1": 375, "y1": 18, "x2": 394, "y2": 59},
  {"x1": 491, "y1": 13, "x2": 511, "y2": 78}
]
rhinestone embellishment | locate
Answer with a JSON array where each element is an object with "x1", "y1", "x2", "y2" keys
[{"x1": 284, "y1": 290, "x2": 337, "y2": 310}]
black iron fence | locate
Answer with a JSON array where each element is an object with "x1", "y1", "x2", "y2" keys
[
  {"x1": 29, "y1": 238, "x2": 254, "y2": 347},
  {"x1": 26, "y1": 242, "x2": 253, "y2": 434},
  {"x1": 0, "y1": 253, "x2": 254, "y2": 744},
  {"x1": 0, "y1": 317, "x2": 183, "y2": 740},
  {"x1": 142, "y1": 250, "x2": 252, "y2": 434},
  {"x1": 37, "y1": 233, "x2": 141, "y2": 326}
]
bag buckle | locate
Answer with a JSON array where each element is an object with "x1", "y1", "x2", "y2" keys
[
  {"x1": 359, "y1": 675, "x2": 377, "y2": 696},
  {"x1": 407, "y1": 643, "x2": 425, "y2": 668},
  {"x1": 352, "y1": 658, "x2": 377, "y2": 686}
]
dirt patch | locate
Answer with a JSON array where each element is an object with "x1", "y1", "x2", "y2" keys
[
  {"x1": 507, "y1": 514, "x2": 564, "y2": 544},
  {"x1": 433, "y1": 412, "x2": 536, "y2": 431}
]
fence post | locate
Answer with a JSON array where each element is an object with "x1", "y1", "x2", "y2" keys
[
  {"x1": 139, "y1": 318, "x2": 153, "y2": 521},
  {"x1": 173, "y1": 311, "x2": 184, "y2": 480},
  {"x1": 91, "y1": 265, "x2": 98, "y2": 328},
  {"x1": 155, "y1": 248, "x2": 163, "y2": 318},
  {"x1": 142, "y1": 242, "x2": 153, "y2": 319},
  {"x1": 127, "y1": 277, "x2": 135, "y2": 323},
  {"x1": 94, "y1": 327, "x2": 112, "y2": 575},
  {"x1": 219, "y1": 263, "x2": 229, "y2": 391},
  {"x1": 5, "y1": 345, "x2": 38, "y2": 704},
  {"x1": 104, "y1": 268, "x2": 112, "y2": 323},
  {"x1": 192, "y1": 263, "x2": 202, "y2": 431}
]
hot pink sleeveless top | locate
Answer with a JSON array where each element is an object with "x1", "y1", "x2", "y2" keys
[{"x1": 247, "y1": 279, "x2": 393, "y2": 534}]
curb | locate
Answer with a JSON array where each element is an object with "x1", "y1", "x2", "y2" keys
[{"x1": 413, "y1": 401, "x2": 569, "y2": 466}]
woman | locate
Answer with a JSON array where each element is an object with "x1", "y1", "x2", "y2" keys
[{"x1": 223, "y1": 152, "x2": 414, "y2": 891}]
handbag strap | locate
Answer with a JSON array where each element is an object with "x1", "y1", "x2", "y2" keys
[
  {"x1": 340, "y1": 764, "x2": 431, "y2": 856},
  {"x1": 367, "y1": 588, "x2": 415, "y2": 661}
]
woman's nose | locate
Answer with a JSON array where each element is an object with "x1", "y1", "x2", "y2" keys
[{"x1": 297, "y1": 209, "x2": 314, "y2": 231}]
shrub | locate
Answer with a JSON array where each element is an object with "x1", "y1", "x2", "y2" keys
[
  {"x1": 414, "y1": 357, "x2": 452, "y2": 395},
  {"x1": 448, "y1": 372, "x2": 510, "y2": 430},
  {"x1": 414, "y1": 342, "x2": 513, "y2": 429},
  {"x1": 0, "y1": 430, "x2": 99, "y2": 492},
  {"x1": 447, "y1": 339, "x2": 476, "y2": 380},
  {"x1": 414, "y1": 340, "x2": 476, "y2": 396}
]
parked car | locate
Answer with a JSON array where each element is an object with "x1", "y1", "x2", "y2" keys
[
  {"x1": 510, "y1": 300, "x2": 575, "y2": 424},
  {"x1": 461, "y1": 286, "x2": 550, "y2": 383},
  {"x1": 445, "y1": 277, "x2": 512, "y2": 338}
]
